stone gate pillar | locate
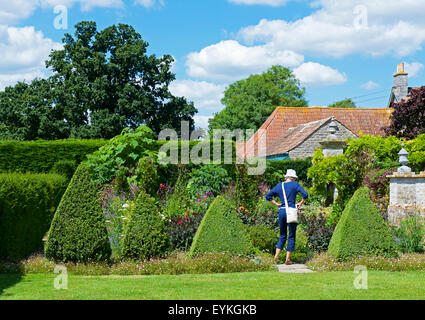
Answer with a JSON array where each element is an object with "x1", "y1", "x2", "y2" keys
[{"x1": 387, "y1": 146, "x2": 425, "y2": 225}]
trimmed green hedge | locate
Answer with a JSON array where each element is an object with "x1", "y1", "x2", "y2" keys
[
  {"x1": 0, "y1": 173, "x2": 68, "y2": 261},
  {"x1": 44, "y1": 164, "x2": 111, "y2": 262},
  {"x1": 0, "y1": 139, "x2": 107, "y2": 173},
  {"x1": 264, "y1": 158, "x2": 312, "y2": 187},
  {"x1": 328, "y1": 187, "x2": 398, "y2": 261},
  {"x1": 122, "y1": 190, "x2": 169, "y2": 260},
  {"x1": 189, "y1": 196, "x2": 253, "y2": 258}
]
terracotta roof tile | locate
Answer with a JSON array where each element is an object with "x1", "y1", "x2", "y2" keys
[{"x1": 239, "y1": 107, "x2": 392, "y2": 158}]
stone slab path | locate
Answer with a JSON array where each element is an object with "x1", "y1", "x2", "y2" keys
[{"x1": 277, "y1": 263, "x2": 315, "y2": 273}]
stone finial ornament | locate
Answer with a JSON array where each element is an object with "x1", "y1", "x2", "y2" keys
[{"x1": 397, "y1": 144, "x2": 411, "y2": 173}]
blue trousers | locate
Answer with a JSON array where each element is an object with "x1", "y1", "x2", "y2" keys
[{"x1": 277, "y1": 208, "x2": 297, "y2": 252}]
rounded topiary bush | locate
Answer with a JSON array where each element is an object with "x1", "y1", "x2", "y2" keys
[
  {"x1": 44, "y1": 164, "x2": 111, "y2": 262},
  {"x1": 328, "y1": 187, "x2": 398, "y2": 261},
  {"x1": 189, "y1": 196, "x2": 253, "y2": 258},
  {"x1": 121, "y1": 190, "x2": 169, "y2": 260}
]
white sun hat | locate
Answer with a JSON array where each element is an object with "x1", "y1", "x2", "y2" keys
[{"x1": 285, "y1": 169, "x2": 298, "y2": 179}]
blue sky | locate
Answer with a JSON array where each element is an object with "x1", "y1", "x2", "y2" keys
[{"x1": 1, "y1": 0, "x2": 425, "y2": 129}]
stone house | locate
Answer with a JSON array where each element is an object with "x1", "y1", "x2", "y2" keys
[{"x1": 238, "y1": 106, "x2": 392, "y2": 160}]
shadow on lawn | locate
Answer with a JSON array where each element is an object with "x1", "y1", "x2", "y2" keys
[
  {"x1": 0, "y1": 273, "x2": 23, "y2": 297},
  {"x1": 0, "y1": 259, "x2": 25, "y2": 297}
]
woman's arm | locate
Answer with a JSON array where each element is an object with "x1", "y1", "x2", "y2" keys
[
  {"x1": 266, "y1": 184, "x2": 282, "y2": 207},
  {"x1": 296, "y1": 184, "x2": 309, "y2": 209}
]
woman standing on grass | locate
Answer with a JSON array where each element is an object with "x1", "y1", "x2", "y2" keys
[{"x1": 266, "y1": 169, "x2": 308, "y2": 265}]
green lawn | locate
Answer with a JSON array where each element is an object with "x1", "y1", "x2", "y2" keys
[{"x1": 1, "y1": 271, "x2": 425, "y2": 300}]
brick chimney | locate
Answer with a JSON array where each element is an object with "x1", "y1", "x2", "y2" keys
[{"x1": 393, "y1": 62, "x2": 409, "y2": 102}]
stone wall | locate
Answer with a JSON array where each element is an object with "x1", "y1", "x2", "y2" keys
[
  {"x1": 288, "y1": 121, "x2": 357, "y2": 159},
  {"x1": 387, "y1": 171, "x2": 425, "y2": 225}
]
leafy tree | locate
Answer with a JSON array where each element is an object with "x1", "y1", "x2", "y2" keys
[
  {"x1": 328, "y1": 98, "x2": 356, "y2": 109},
  {"x1": 209, "y1": 65, "x2": 307, "y2": 132},
  {"x1": 0, "y1": 21, "x2": 197, "y2": 140},
  {"x1": 385, "y1": 86, "x2": 425, "y2": 140}
]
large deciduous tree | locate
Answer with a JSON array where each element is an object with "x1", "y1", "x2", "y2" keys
[
  {"x1": 385, "y1": 86, "x2": 425, "y2": 140},
  {"x1": 208, "y1": 65, "x2": 307, "y2": 133},
  {"x1": 0, "y1": 21, "x2": 197, "y2": 140}
]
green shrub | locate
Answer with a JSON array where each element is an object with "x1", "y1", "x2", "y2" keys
[
  {"x1": 44, "y1": 164, "x2": 111, "y2": 262},
  {"x1": 187, "y1": 164, "x2": 230, "y2": 198},
  {"x1": 50, "y1": 159, "x2": 77, "y2": 180},
  {"x1": 246, "y1": 225, "x2": 278, "y2": 254},
  {"x1": 86, "y1": 126, "x2": 157, "y2": 185},
  {"x1": 163, "y1": 166, "x2": 192, "y2": 219},
  {"x1": 122, "y1": 190, "x2": 169, "y2": 260},
  {"x1": 328, "y1": 187, "x2": 398, "y2": 261},
  {"x1": 392, "y1": 215, "x2": 425, "y2": 253},
  {"x1": 0, "y1": 173, "x2": 68, "y2": 261},
  {"x1": 265, "y1": 158, "x2": 312, "y2": 187},
  {"x1": 0, "y1": 139, "x2": 106, "y2": 173},
  {"x1": 189, "y1": 196, "x2": 253, "y2": 258},
  {"x1": 407, "y1": 133, "x2": 425, "y2": 172}
]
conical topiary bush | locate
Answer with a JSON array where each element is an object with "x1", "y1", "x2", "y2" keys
[
  {"x1": 328, "y1": 187, "x2": 397, "y2": 261},
  {"x1": 44, "y1": 164, "x2": 111, "y2": 262},
  {"x1": 188, "y1": 196, "x2": 253, "y2": 258},
  {"x1": 121, "y1": 190, "x2": 169, "y2": 260}
]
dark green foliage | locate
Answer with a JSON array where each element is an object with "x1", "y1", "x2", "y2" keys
[
  {"x1": 44, "y1": 164, "x2": 111, "y2": 262},
  {"x1": 0, "y1": 139, "x2": 106, "y2": 173},
  {"x1": 246, "y1": 225, "x2": 278, "y2": 254},
  {"x1": 0, "y1": 22, "x2": 196, "y2": 140},
  {"x1": 235, "y1": 163, "x2": 262, "y2": 212},
  {"x1": 122, "y1": 191, "x2": 169, "y2": 260},
  {"x1": 328, "y1": 188, "x2": 398, "y2": 261},
  {"x1": 189, "y1": 196, "x2": 253, "y2": 258},
  {"x1": 264, "y1": 158, "x2": 312, "y2": 187},
  {"x1": 50, "y1": 160, "x2": 77, "y2": 180},
  {"x1": 187, "y1": 164, "x2": 231, "y2": 197},
  {"x1": 0, "y1": 173, "x2": 68, "y2": 261}
]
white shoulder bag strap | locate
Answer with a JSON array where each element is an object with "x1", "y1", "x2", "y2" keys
[{"x1": 282, "y1": 182, "x2": 298, "y2": 223}]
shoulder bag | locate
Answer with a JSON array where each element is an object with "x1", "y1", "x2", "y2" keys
[{"x1": 282, "y1": 182, "x2": 298, "y2": 224}]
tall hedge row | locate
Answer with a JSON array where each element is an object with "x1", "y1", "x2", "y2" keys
[
  {"x1": 0, "y1": 173, "x2": 68, "y2": 261},
  {"x1": 0, "y1": 139, "x2": 107, "y2": 173}
]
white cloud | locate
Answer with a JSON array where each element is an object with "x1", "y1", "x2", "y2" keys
[
  {"x1": 0, "y1": 25, "x2": 62, "y2": 90},
  {"x1": 361, "y1": 80, "x2": 380, "y2": 90},
  {"x1": 0, "y1": 0, "x2": 124, "y2": 24},
  {"x1": 133, "y1": 0, "x2": 164, "y2": 8},
  {"x1": 228, "y1": 0, "x2": 290, "y2": 6},
  {"x1": 238, "y1": 0, "x2": 425, "y2": 58},
  {"x1": 0, "y1": 70, "x2": 46, "y2": 91},
  {"x1": 193, "y1": 115, "x2": 213, "y2": 130},
  {"x1": 169, "y1": 79, "x2": 226, "y2": 114},
  {"x1": 293, "y1": 62, "x2": 347, "y2": 88},
  {"x1": 186, "y1": 40, "x2": 304, "y2": 82},
  {"x1": 405, "y1": 62, "x2": 424, "y2": 78}
]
